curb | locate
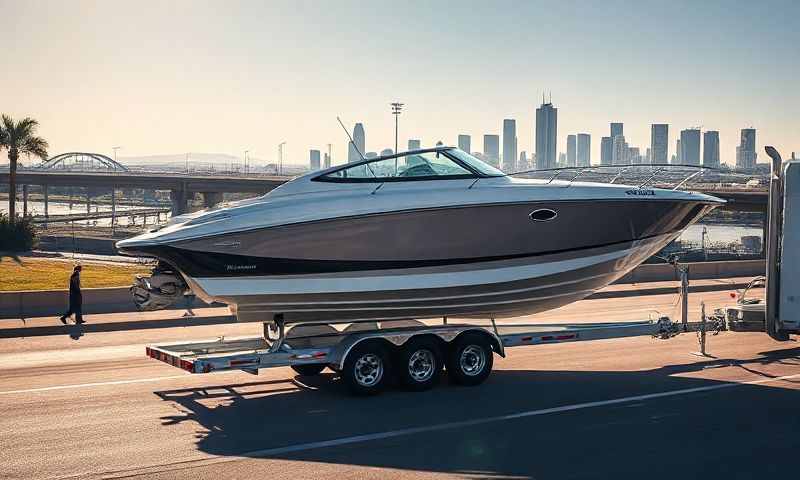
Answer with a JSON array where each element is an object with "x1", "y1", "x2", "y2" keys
[{"x1": 587, "y1": 281, "x2": 748, "y2": 300}]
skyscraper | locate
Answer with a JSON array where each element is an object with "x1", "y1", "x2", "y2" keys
[
  {"x1": 408, "y1": 139, "x2": 421, "y2": 151},
  {"x1": 502, "y1": 119, "x2": 517, "y2": 172},
  {"x1": 680, "y1": 129, "x2": 701, "y2": 165},
  {"x1": 675, "y1": 139, "x2": 682, "y2": 164},
  {"x1": 576, "y1": 133, "x2": 590, "y2": 167},
  {"x1": 703, "y1": 131, "x2": 720, "y2": 167},
  {"x1": 483, "y1": 134, "x2": 500, "y2": 167},
  {"x1": 612, "y1": 135, "x2": 629, "y2": 165},
  {"x1": 348, "y1": 123, "x2": 365, "y2": 163},
  {"x1": 610, "y1": 122, "x2": 623, "y2": 139},
  {"x1": 518, "y1": 151, "x2": 529, "y2": 171},
  {"x1": 650, "y1": 124, "x2": 669, "y2": 164},
  {"x1": 628, "y1": 146, "x2": 641, "y2": 164},
  {"x1": 566, "y1": 134, "x2": 577, "y2": 167},
  {"x1": 309, "y1": 149, "x2": 321, "y2": 170},
  {"x1": 457, "y1": 134, "x2": 470, "y2": 153},
  {"x1": 323, "y1": 152, "x2": 331, "y2": 169},
  {"x1": 535, "y1": 101, "x2": 557, "y2": 169},
  {"x1": 600, "y1": 136, "x2": 612, "y2": 165},
  {"x1": 736, "y1": 128, "x2": 757, "y2": 169},
  {"x1": 558, "y1": 152, "x2": 566, "y2": 167}
]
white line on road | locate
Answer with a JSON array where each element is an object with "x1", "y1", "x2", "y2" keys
[
  {"x1": 238, "y1": 372, "x2": 800, "y2": 456},
  {"x1": 0, "y1": 374, "x2": 195, "y2": 395},
  {"x1": 91, "y1": 370, "x2": 800, "y2": 479}
]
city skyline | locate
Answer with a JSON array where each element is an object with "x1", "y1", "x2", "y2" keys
[{"x1": 1, "y1": 0, "x2": 797, "y2": 168}]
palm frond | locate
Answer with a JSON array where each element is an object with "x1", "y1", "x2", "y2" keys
[
  {"x1": 14, "y1": 117, "x2": 39, "y2": 140},
  {"x1": 0, "y1": 115, "x2": 13, "y2": 148},
  {"x1": 1, "y1": 114, "x2": 14, "y2": 134},
  {"x1": 0, "y1": 115, "x2": 43, "y2": 151},
  {"x1": 21, "y1": 136, "x2": 49, "y2": 161}
]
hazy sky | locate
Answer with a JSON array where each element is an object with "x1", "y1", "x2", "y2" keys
[{"x1": 1, "y1": 0, "x2": 797, "y2": 167}]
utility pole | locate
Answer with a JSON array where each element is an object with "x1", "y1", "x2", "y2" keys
[{"x1": 391, "y1": 102, "x2": 404, "y2": 174}]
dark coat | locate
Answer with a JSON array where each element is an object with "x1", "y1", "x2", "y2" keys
[{"x1": 69, "y1": 271, "x2": 82, "y2": 304}]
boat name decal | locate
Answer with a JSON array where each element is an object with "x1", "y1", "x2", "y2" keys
[
  {"x1": 226, "y1": 264, "x2": 257, "y2": 271},
  {"x1": 213, "y1": 240, "x2": 241, "y2": 248},
  {"x1": 625, "y1": 189, "x2": 655, "y2": 196}
]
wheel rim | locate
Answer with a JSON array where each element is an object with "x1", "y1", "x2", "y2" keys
[
  {"x1": 353, "y1": 353, "x2": 383, "y2": 387},
  {"x1": 407, "y1": 349, "x2": 436, "y2": 383},
  {"x1": 459, "y1": 345, "x2": 486, "y2": 376}
]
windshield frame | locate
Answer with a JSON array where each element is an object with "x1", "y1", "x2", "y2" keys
[{"x1": 311, "y1": 147, "x2": 504, "y2": 183}]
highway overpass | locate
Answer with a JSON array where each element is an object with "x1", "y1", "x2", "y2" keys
[
  {"x1": 1, "y1": 170, "x2": 768, "y2": 216},
  {"x1": 0, "y1": 170, "x2": 290, "y2": 215}
]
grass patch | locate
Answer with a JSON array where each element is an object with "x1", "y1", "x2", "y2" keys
[{"x1": 0, "y1": 257, "x2": 151, "y2": 291}]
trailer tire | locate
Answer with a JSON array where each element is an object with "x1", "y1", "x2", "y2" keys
[
  {"x1": 396, "y1": 337, "x2": 443, "y2": 391},
  {"x1": 291, "y1": 364, "x2": 326, "y2": 376},
  {"x1": 342, "y1": 341, "x2": 391, "y2": 396},
  {"x1": 446, "y1": 333, "x2": 493, "y2": 386}
]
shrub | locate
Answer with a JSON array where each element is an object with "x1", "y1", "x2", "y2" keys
[{"x1": 0, "y1": 213, "x2": 38, "y2": 252}]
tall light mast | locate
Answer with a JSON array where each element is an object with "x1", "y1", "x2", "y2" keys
[{"x1": 391, "y1": 102, "x2": 404, "y2": 174}]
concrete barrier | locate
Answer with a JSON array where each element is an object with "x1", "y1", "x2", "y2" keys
[
  {"x1": 616, "y1": 259, "x2": 765, "y2": 284},
  {"x1": 37, "y1": 235, "x2": 118, "y2": 255},
  {"x1": 0, "y1": 287, "x2": 200, "y2": 320}
]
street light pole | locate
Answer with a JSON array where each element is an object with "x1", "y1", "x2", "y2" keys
[{"x1": 391, "y1": 102, "x2": 403, "y2": 174}]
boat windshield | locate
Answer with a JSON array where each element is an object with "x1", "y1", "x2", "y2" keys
[
  {"x1": 318, "y1": 151, "x2": 475, "y2": 181},
  {"x1": 445, "y1": 149, "x2": 505, "y2": 177}
]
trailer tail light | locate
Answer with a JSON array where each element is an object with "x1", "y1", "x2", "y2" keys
[
  {"x1": 180, "y1": 359, "x2": 194, "y2": 372},
  {"x1": 290, "y1": 351, "x2": 328, "y2": 360},
  {"x1": 540, "y1": 334, "x2": 577, "y2": 342}
]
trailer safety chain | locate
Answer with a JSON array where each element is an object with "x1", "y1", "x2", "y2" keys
[{"x1": 654, "y1": 316, "x2": 680, "y2": 339}]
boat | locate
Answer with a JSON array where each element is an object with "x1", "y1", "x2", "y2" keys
[{"x1": 116, "y1": 146, "x2": 724, "y2": 326}]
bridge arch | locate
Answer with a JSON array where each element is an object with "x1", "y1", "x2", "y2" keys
[{"x1": 36, "y1": 152, "x2": 129, "y2": 172}]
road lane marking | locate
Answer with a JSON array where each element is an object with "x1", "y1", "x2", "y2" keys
[
  {"x1": 236, "y1": 372, "x2": 800, "y2": 457},
  {"x1": 90, "y1": 370, "x2": 800, "y2": 479},
  {"x1": 0, "y1": 373, "x2": 212, "y2": 395}
]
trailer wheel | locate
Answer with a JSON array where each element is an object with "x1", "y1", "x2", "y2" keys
[
  {"x1": 342, "y1": 341, "x2": 391, "y2": 396},
  {"x1": 396, "y1": 337, "x2": 443, "y2": 391},
  {"x1": 291, "y1": 364, "x2": 326, "y2": 376},
  {"x1": 447, "y1": 333, "x2": 493, "y2": 386}
]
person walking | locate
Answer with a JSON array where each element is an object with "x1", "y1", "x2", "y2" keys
[{"x1": 60, "y1": 265, "x2": 85, "y2": 325}]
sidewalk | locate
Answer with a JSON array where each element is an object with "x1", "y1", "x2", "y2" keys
[{"x1": 0, "y1": 278, "x2": 758, "y2": 339}]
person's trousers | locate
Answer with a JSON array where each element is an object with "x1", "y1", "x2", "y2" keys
[{"x1": 63, "y1": 302, "x2": 83, "y2": 322}]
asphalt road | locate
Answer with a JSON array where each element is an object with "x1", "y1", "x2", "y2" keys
[{"x1": 1, "y1": 290, "x2": 798, "y2": 480}]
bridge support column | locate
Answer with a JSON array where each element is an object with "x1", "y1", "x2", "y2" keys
[
  {"x1": 43, "y1": 185, "x2": 49, "y2": 229},
  {"x1": 111, "y1": 188, "x2": 116, "y2": 235},
  {"x1": 202, "y1": 192, "x2": 223, "y2": 209},
  {"x1": 22, "y1": 185, "x2": 28, "y2": 217},
  {"x1": 170, "y1": 189, "x2": 188, "y2": 216}
]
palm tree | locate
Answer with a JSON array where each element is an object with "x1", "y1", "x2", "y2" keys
[{"x1": 0, "y1": 115, "x2": 49, "y2": 222}]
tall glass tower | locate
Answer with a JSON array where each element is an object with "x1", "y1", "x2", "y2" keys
[{"x1": 535, "y1": 101, "x2": 557, "y2": 169}]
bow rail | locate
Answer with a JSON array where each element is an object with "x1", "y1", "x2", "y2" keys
[{"x1": 508, "y1": 163, "x2": 761, "y2": 191}]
